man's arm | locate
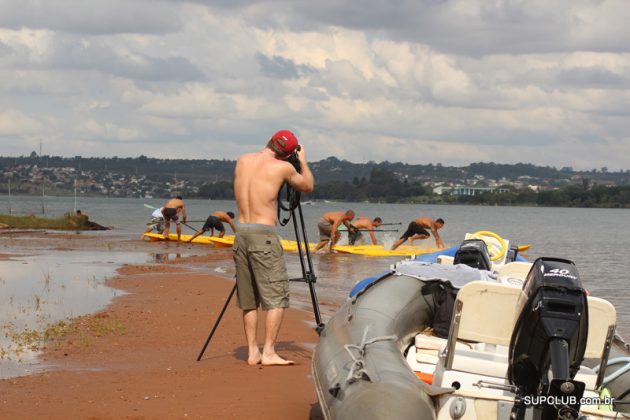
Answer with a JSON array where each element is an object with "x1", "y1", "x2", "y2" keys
[
  {"x1": 329, "y1": 219, "x2": 343, "y2": 250},
  {"x1": 431, "y1": 225, "x2": 445, "y2": 248},
  {"x1": 228, "y1": 219, "x2": 236, "y2": 233},
  {"x1": 286, "y1": 147, "x2": 314, "y2": 193},
  {"x1": 181, "y1": 203, "x2": 187, "y2": 223},
  {"x1": 368, "y1": 226, "x2": 378, "y2": 245}
]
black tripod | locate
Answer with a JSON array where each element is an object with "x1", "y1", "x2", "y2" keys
[
  {"x1": 278, "y1": 184, "x2": 325, "y2": 334},
  {"x1": 196, "y1": 179, "x2": 324, "y2": 362}
]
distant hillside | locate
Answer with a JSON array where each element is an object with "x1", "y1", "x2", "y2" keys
[
  {"x1": 1, "y1": 154, "x2": 629, "y2": 207},
  {"x1": 2, "y1": 154, "x2": 628, "y2": 185}
]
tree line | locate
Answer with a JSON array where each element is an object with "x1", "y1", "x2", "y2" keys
[{"x1": 197, "y1": 167, "x2": 630, "y2": 208}]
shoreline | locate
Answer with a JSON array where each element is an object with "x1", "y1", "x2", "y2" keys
[{"x1": 0, "y1": 233, "x2": 324, "y2": 419}]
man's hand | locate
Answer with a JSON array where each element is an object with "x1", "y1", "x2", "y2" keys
[
  {"x1": 183, "y1": 217, "x2": 187, "y2": 224},
  {"x1": 297, "y1": 145, "x2": 307, "y2": 165}
]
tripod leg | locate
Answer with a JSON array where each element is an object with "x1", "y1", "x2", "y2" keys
[
  {"x1": 292, "y1": 203, "x2": 325, "y2": 333},
  {"x1": 196, "y1": 283, "x2": 237, "y2": 361}
]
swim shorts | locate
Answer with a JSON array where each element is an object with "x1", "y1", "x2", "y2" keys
[
  {"x1": 348, "y1": 229, "x2": 363, "y2": 245},
  {"x1": 400, "y1": 222, "x2": 430, "y2": 240},
  {"x1": 202, "y1": 215, "x2": 224, "y2": 232},
  {"x1": 233, "y1": 224, "x2": 289, "y2": 311},
  {"x1": 318, "y1": 221, "x2": 333, "y2": 241},
  {"x1": 162, "y1": 207, "x2": 179, "y2": 222}
]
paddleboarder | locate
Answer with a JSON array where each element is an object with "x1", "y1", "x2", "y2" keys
[
  {"x1": 142, "y1": 206, "x2": 165, "y2": 237},
  {"x1": 187, "y1": 211, "x2": 236, "y2": 242},
  {"x1": 348, "y1": 216, "x2": 383, "y2": 245},
  {"x1": 314, "y1": 210, "x2": 356, "y2": 252},
  {"x1": 162, "y1": 196, "x2": 187, "y2": 241},
  {"x1": 391, "y1": 217, "x2": 445, "y2": 250}
]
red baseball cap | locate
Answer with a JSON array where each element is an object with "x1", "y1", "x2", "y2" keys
[{"x1": 269, "y1": 130, "x2": 299, "y2": 156}]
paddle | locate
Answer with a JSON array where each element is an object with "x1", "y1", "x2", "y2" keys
[{"x1": 353, "y1": 229, "x2": 400, "y2": 232}]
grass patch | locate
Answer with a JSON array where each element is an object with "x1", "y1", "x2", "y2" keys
[
  {"x1": 1, "y1": 320, "x2": 74, "y2": 359},
  {"x1": 85, "y1": 316, "x2": 127, "y2": 337},
  {"x1": 0, "y1": 314, "x2": 126, "y2": 360},
  {"x1": 0, "y1": 213, "x2": 91, "y2": 230}
]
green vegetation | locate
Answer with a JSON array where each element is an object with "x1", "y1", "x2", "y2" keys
[
  {"x1": 194, "y1": 167, "x2": 630, "y2": 208},
  {"x1": 0, "y1": 213, "x2": 93, "y2": 230},
  {"x1": 0, "y1": 315, "x2": 127, "y2": 360},
  {"x1": 1, "y1": 320, "x2": 73, "y2": 359},
  {"x1": 438, "y1": 184, "x2": 630, "y2": 208}
]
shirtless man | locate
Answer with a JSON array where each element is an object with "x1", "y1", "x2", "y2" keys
[
  {"x1": 233, "y1": 130, "x2": 314, "y2": 366},
  {"x1": 315, "y1": 210, "x2": 355, "y2": 252},
  {"x1": 187, "y1": 211, "x2": 236, "y2": 242},
  {"x1": 161, "y1": 196, "x2": 187, "y2": 241},
  {"x1": 348, "y1": 216, "x2": 382, "y2": 245},
  {"x1": 391, "y1": 217, "x2": 445, "y2": 250}
]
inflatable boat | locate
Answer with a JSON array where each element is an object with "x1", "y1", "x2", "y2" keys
[{"x1": 312, "y1": 232, "x2": 630, "y2": 420}]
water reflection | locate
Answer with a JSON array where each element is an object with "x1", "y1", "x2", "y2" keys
[
  {"x1": 152, "y1": 253, "x2": 182, "y2": 262},
  {"x1": 0, "y1": 251, "x2": 150, "y2": 379}
]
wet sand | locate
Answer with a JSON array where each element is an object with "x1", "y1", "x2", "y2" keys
[{"x1": 0, "y1": 232, "x2": 323, "y2": 419}]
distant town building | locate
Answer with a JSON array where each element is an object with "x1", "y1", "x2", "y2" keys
[{"x1": 433, "y1": 186, "x2": 510, "y2": 196}]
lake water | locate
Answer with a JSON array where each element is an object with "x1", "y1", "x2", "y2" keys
[{"x1": 1, "y1": 195, "x2": 630, "y2": 376}]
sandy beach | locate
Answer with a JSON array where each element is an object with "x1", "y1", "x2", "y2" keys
[{"x1": 0, "y1": 232, "x2": 323, "y2": 419}]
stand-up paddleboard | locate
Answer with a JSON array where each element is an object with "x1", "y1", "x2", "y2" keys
[
  {"x1": 141, "y1": 232, "x2": 316, "y2": 252},
  {"x1": 142, "y1": 232, "x2": 217, "y2": 245},
  {"x1": 142, "y1": 231, "x2": 530, "y2": 257},
  {"x1": 333, "y1": 244, "x2": 442, "y2": 257}
]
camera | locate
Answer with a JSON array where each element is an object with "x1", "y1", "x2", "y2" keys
[{"x1": 287, "y1": 145, "x2": 302, "y2": 173}]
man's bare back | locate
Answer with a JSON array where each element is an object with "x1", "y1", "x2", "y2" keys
[
  {"x1": 234, "y1": 149, "x2": 312, "y2": 226},
  {"x1": 211, "y1": 211, "x2": 236, "y2": 231},
  {"x1": 164, "y1": 198, "x2": 185, "y2": 214},
  {"x1": 320, "y1": 211, "x2": 347, "y2": 225},
  {"x1": 413, "y1": 217, "x2": 435, "y2": 230}
]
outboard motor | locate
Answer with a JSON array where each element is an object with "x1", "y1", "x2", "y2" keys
[
  {"x1": 453, "y1": 239, "x2": 492, "y2": 270},
  {"x1": 508, "y1": 257, "x2": 589, "y2": 420},
  {"x1": 505, "y1": 245, "x2": 519, "y2": 263}
]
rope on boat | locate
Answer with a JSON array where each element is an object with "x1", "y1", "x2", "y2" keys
[{"x1": 328, "y1": 327, "x2": 397, "y2": 396}]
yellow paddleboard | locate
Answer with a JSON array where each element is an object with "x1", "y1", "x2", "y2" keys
[
  {"x1": 142, "y1": 232, "x2": 315, "y2": 252},
  {"x1": 204, "y1": 235, "x2": 316, "y2": 252},
  {"x1": 333, "y1": 244, "x2": 441, "y2": 257},
  {"x1": 142, "y1": 232, "x2": 218, "y2": 245},
  {"x1": 142, "y1": 232, "x2": 439, "y2": 256}
]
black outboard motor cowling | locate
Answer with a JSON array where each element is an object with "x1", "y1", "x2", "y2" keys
[
  {"x1": 453, "y1": 239, "x2": 492, "y2": 271},
  {"x1": 508, "y1": 257, "x2": 589, "y2": 420}
]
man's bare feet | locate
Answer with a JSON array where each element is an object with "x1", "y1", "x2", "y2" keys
[
  {"x1": 247, "y1": 350, "x2": 262, "y2": 366},
  {"x1": 261, "y1": 353, "x2": 295, "y2": 366}
]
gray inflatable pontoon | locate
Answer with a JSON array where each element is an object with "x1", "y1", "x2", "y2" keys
[
  {"x1": 312, "y1": 258, "x2": 630, "y2": 420},
  {"x1": 313, "y1": 272, "x2": 437, "y2": 420}
]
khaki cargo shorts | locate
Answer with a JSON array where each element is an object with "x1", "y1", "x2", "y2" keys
[{"x1": 233, "y1": 224, "x2": 289, "y2": 310}]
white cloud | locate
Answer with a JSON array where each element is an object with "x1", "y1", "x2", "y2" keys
[
  {"x1": 0, "y1": 109, "x2": 43, "y2": 135},
  {"x1": 0, "y1": 0, "x2": 629, "y2": 170}
]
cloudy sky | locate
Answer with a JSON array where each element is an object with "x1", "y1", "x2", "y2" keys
[{"x1": 1, "y1": 0, "x2": 629, "y2": 170}]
